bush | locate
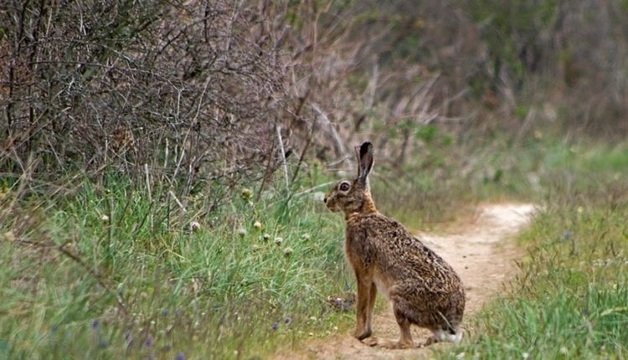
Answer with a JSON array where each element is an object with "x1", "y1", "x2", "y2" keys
[{"x1": 1, "y1": 0, "x2": 290, "y2": 193}]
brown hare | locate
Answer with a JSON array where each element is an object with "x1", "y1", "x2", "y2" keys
[{"x1": 324, "y1": 142, "x2": 465, "y2": 349}]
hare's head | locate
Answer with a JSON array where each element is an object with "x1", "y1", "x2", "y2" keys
[{"x1": 324, "y1": 142, "x2": 377, "y2": 215}]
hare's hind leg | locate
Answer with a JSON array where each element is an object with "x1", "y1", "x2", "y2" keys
[
  {"x1": 373, "y1": 302, "x2": 414, "y2": 349},
  {"x1": 389, "y1": 302, "x2": 415, "y2": 349}
]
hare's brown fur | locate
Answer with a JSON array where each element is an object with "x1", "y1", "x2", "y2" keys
[{"x1": 324, "y1": 142, "x2": 465, "y2": 348}]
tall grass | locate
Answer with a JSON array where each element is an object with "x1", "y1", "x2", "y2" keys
[{"x1": 0, "y1": 176, "x2": 353, "y2": 359}]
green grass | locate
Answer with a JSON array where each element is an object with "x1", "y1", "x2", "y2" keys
[
  {"x1": 0, "y1": 178, "x2": 355, "y2": 359},
  {"x1": 439, "y1": 172, "x2": 627, "y2": 359},
  {"x1": 1, "y1": 137, "x2": 627, "y2": 359}
]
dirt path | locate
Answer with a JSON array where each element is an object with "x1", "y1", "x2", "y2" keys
[{"x1": 275, "y1": 203, "x2": 536, "y2": 360}]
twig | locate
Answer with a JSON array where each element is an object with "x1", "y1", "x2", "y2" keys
[
  {"x1": 293, "y1": 181, "x2": 336, "y2": 197},
  {"x1": 58, "y1": 243, "x2": 127, "y2": 315},
  {"x1": 311, "y1": 103, "x2": 350, "y2": 168},
  {"x1": 289, "y1": 89, "x2": 312, "y2": 183},
  {"x1": 290, "y1": 127, "x2": 313, "y2": 183},
  {"x1": 9, "y1": 152, "x2": 37, "y2": 209},
  {"x1": 276, "y1": 125, "x2": 290, "y2": 192},
  {"x1": 163, "y1": 138, "x2": 169, "y2": 176},
  {"x1": 255, "y1": 136, "x2": 277, "y2": 202},
  {"x1": 14, "y1": 237, "x2": 128, "y2": 316},
  {"x1": 172, "y1": 142, "x2": 187, "y2": 183},
  {"x1": 168, "y1": 190, "x2": 187, "y2": 213},
  {"x1": 144, "y1": 163, "x2": 152, "y2": 202},
  {"x1": 364, "y1": 59, "x2": 379, "y2": 109},
  {"x1": 328, "y1": 154, "x2": 352, "y2": 167}
]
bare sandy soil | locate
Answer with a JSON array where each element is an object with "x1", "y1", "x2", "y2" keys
[{"x1": 273, "y1": 203, "x2": 536, "y2": 360}]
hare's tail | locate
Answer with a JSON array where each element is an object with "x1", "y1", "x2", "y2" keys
[
  {"x1": 432, "y1": 328, "x2": 463, "y2": 343},
  {"x1": 433, "y1": 310, "x2": 463, "y2": 343}
]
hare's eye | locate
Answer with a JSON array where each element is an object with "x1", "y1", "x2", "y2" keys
[{"x1": 339, "y1": 182, "x2": 351, "y2": 191}]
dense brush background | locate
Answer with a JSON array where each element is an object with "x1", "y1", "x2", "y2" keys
[
  {"x1": 1, "y1": 1, "x2": 626, "y2": 359},
  {"x1": 3, "y1": 1, "x2": 627, "y2": 187}
]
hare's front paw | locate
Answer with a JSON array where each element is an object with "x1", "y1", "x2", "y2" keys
[{"x1": 353, "y1": 327, "x2": 372, "y2": 340}]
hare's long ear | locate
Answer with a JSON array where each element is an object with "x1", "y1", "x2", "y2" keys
[{"x1": 357, "y1": 142, "x2": 374, "y2": 181}]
